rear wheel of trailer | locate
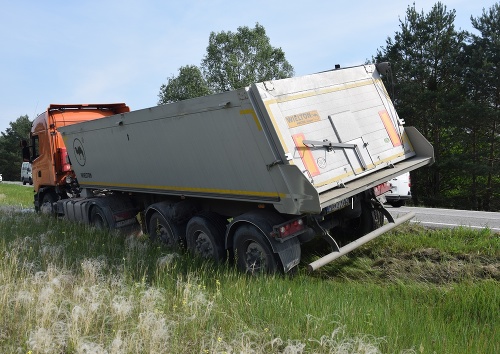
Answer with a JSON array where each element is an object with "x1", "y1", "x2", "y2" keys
[{"x1": 233, "y1": 224, "x2": 279, "y2": 274}]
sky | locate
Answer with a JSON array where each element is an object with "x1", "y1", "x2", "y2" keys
[{"x1": 0, "y1": 0, "x2": 494, "y2": 134}]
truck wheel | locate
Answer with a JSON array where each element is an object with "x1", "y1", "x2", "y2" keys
[
  {"x1": 233, "y1": 225, "x2": 278, "y2": 274},
  {"x1": 333, "y1": 204, "x2": 384, "y2": 245},
  {"x1": 22, "y1": 179, "x2": 26, "y2": 185},
  {"x1": 186, "y1": 214, "x2": 227, "y2": 263},
  {"x1": 148, "y1": 212, "x2": 179, "y2": 249},
  {"x1": 40, "y1": 192, "x2": 57, "y2": 215},
  {"x1": 90, "y1": 206, "x2": 109, "y2": 229}
]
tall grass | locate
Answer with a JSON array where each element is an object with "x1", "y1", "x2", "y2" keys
[{"x1": 0, "y1": 184, "x2": 498, "y2": 353}]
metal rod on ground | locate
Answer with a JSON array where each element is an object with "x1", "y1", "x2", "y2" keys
[{"x1": 308, "y1": 212, "x2": 416, "y2": 271}]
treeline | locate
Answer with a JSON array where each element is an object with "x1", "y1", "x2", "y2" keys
[
  {"x1": 375, "y1": 2, "x2": 499, "y2": 211},
  {"x1": 0, "y1": 115, "x2": 31, "y2": 182},
  {"x1": 0, "y1": 2, "x2": 498, "y2": 211}
]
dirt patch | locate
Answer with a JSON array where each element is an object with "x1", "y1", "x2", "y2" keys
[{"x1": 372, "y1": 248, "x2": 500, "y2": 284}]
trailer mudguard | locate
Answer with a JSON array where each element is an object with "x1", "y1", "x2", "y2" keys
[{"x1": 226, "y1": 210, "x2": 301, "y2": 272}]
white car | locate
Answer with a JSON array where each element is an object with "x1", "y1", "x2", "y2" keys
[
  {"x1": 21, "y1": 162, "x2": 33, "y2": 185},
  {"x1": 0, "y1": 173, "x2": 2, "y2": 182},
  {"x1": 385, "y1": 172, "x2": 411, "y2": 207}
]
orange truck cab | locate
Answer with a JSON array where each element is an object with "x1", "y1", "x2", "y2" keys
[{"x1": 29, "y1": 103, "x2": 130, "y2": 211}]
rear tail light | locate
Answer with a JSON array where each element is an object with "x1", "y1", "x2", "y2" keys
[
  {"x1": 59, "y1": 148, "x2": 71, "y2": 172},
  {"x1": 374, "y1": 182, "x2": 391, "y2": 196},
  {"x1": 275, "y1": 218, "x2": 305, "y2": 239}
]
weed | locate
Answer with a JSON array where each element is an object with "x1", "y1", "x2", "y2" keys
[{"x1": 0, "y1": 184, "x2": 498, "y2": 353}]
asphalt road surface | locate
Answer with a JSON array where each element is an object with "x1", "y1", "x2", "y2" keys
[
  {"x1": 2, "y1": 181, "x2": 31, "y2": 186},
  {"x1": 388, "y1": 205, "x2": 500, "y2": 232}
]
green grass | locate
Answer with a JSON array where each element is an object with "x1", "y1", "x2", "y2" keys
[
  {"x1": 0, "y1": 182, "x2": 33, "y2": 207},
  {"x1": 0, "y1": 183, "x2": 499, "y2": 353}
]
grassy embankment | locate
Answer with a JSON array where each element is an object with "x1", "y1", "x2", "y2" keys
[{"x1": 0, "y1": 183, "x2": 498, "y2": 353}]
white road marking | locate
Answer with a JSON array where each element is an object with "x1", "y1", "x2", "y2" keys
[{"x1": 409, "y1": 220, "x2": 500, "y2": 232}]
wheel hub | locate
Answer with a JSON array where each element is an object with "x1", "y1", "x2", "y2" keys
[
  {"x1": 156, "y1": 225, "x2": 176, "y2": 247},
  {"x1": 195, "y1": 232, "x2": 214, "y2": 258},
  {"x1": 245, "y1": 242, "x2": 267, "y2": 272}
]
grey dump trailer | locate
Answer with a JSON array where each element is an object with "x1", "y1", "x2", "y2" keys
[{"x1": 56, "y1": 63, "x2": 434, "y2": 273}]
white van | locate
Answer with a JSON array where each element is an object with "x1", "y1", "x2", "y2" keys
[
  {"x1": 385, "y1": 172, "x2": 411, "y2": 207},
  {"x1": 21, "y1": 162, "x2": 33, "y2": 185}
]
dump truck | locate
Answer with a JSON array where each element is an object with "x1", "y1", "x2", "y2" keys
[{"x1": 28, "y1": 63, "x2": 434, "y2": 273}]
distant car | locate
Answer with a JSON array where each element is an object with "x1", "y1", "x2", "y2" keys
[
  {"x1": 21, "y1": 162, "x2": 33, "y2": 185},
  {"x1": 0, "y1": 173, "x2": 2, "y2": 182},
  {"x1": 385, "y1": 172, "x2": 411, "y2": 207}
]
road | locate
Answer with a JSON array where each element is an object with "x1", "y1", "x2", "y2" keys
[
  {"x1": 1, "y1": 181, "x2": 32, "y2": 187},
  {"x1": 387, "y1": 205, "x2": 500, "y2": 232}
]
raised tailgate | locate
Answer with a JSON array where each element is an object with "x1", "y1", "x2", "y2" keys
[{"x1": 252, "y1": 64, "x2": 416, "y2": 194}]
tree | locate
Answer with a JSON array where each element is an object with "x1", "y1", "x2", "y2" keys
[
  {"x1": 201, "y1": 23, "x2": 294, "y2": 92},
  {"x1": 158, "y1": 23, "x2": 294, "y2": 104},
  {"x1": 0, "y1": 115, "x2": 32, "y2": 181},
  {"x1": 460, "y1": 3, "x2": 500, "y2": 211},
  {"x1": 375, "y1": 2, "x2": 466, "y2": 207},
  {"x1": 158, "y1": 65, "x2": 212, "y2": 105}
]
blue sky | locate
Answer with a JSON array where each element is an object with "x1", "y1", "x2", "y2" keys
[{"x1": 0, "y1": 0, "x2": 493, "y2": 133}]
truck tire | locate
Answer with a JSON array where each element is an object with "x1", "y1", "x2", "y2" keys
[
  {"x1": 186, "y1": 214, "x2": 227, "y2": 263},
  {"x1": 40, "y1": 191, "x2": 57, "y2": 215},
  {"x1": 333, "y1": 203, "x2": 384, "y2": 246},
  {"x1": 90, "y1": 206, "x2": 109, "y2": 229},
  {"x1": 148, "y1": 212, "x2": 180, "y2": 249},
  {"x1": 233, "y1": 224, "x2": 278, "y2": 274}
]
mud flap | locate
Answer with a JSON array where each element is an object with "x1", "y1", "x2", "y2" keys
[{"x1": 269, "y1": 236, "x2": 301, "y2": 273}]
